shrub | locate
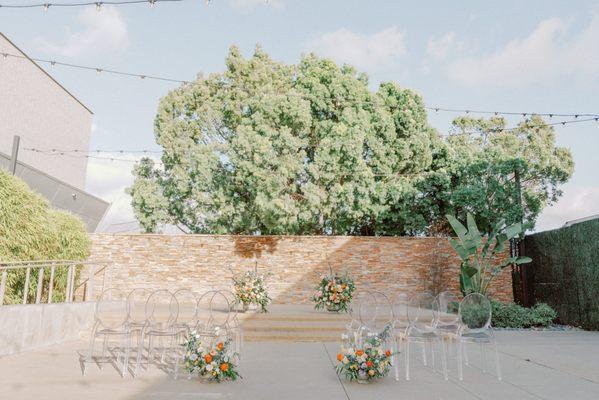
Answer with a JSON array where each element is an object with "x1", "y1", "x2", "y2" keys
[
  {"x1": 491, "y1": 300, "x2": 556, "y2": 328},
  {"x1": 0, "y1": 169, "x2": 90, "y2": 304}
]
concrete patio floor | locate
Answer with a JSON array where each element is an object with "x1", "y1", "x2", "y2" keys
[{"x1": 1, "y1": 331, "x2": 599, "y2": 400}]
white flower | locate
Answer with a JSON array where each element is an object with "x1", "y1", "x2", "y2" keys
[
  {"x1": 206, "y1": 364, "x2": 213, "y2": 371},
  {"x1": 190, "y1": 353, "x2": 198, "y2": 361}
]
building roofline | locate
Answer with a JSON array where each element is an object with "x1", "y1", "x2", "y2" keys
[{"x1": 0, "y1": 32, "x2": 93, "y2": 115}]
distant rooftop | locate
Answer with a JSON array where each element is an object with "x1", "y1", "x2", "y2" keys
[{"x1": 563, "y1": 214, "x2": 599, "y2": 227}]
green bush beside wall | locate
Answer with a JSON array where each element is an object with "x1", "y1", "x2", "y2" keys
[{"x1": 0, "y1": 169, "x2": 90, "y2": 304}]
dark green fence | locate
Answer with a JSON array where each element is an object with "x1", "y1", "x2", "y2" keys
[{"x1": 520, "y1": 218, "x2": 599, "y2": 329}]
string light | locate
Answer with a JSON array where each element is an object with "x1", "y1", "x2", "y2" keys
[
  {"x1": 426, "y1": 106, "x2": 599, "y2": 119},
  {"x1": 22, "y1": 115, "x2": 596, "y2": 157},
  {"x1": 0, "y1": 0, "x2": 187, "y2": 10},
  {"x1": 1, "y1": 51, "x2": 187, "y2": 84},
  {"x1": 23, "y1": 147, "x2": 162, "y2": 154}
]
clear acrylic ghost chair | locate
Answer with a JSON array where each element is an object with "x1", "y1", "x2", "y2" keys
[
  {"x1": 344, "y1": 291, "x2": 375, "y2": 347},
  {"x1": 391, "y1": 293, "x2": 409, "y2": 381},
  {"x1": 455, "y1": 293, "x2": 502, "y2": 381},
  {"x1": 135, "y1": 289, "x2": 179, "y2": 375},
  {"x1": 405, "y1": 292, "x2": 448, "y2": 381},
  {"x1": 219, "y1": 289, "x2": 243, "y2": 359},
  {"x1": 359, "y1": 290, "x2": 394, "y2": 334},
  {"x1": 126, "y1": 288, "x2": 152, "y2": 376},
  {"x1": 434, "y1": 291, "x2": 460, "y2": 334},
  {"x1": 173, "y1": 288, "x2": 200, "y2": 336},
  {"x1": 194, "y1": 290, "x2": 219, "y2": 334},
  {"x1": 173, "y1": 290, "x2": 233, "y2": 380},
  {"x1": 85, "y1": 288, "x2": 132, "y2": 377}
]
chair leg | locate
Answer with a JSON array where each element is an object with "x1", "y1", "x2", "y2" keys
[
  {"x1": 122, "y1": 333, "x2": 131, "y2": 378},
  {"x1": 405, "y1": 340, "x2": 411, "y2": 381},
  {"x1": 463, "y1": 342, "x2": 469, "y2": 366},
  {"x1": 100, "y1": 336, "x2": 108, "y2": 370},
  {"x1": 147, "y1": 335, "x2": 154, "y2": 369},
  {"x1": 457, "y1": 341, "x2": 463, "y2": 381},
  {"x1": 421, "y1": 342, "x2": 427, "y2": 366},
  {"x1": 431, "y1": 341, "x2": 436, "y2": 370},
  {"x1": 86, "y1": 325, "x2": 98, "y2": 376},
  {"x1": 394, "y1": 337, "x2": 400, "y2": 381},
  {"x1": 493, "y1": 340, "x2": 502, "y2": 381},
  {"x1": 134, "y1": 330, "x2": 143, "y2": 377},
  {"x1": 441, "y1": 339, "x2": 448, "y2": 381}
]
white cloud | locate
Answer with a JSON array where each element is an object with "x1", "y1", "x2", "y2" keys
[
  {"x1": 35, "y1": 6, "x2": 129, "y2": 57},
  {"x1": 447, "y1": 12, "x2": 599, "y2": 85},
  {"x1": 85, "y1": 153, "x2": 160, "y2": 231},
  {"x1": 307, "y1": 27, "x2": 406, "y2": 72},
  {"x1": 426, "y1": 32, "x2": 463, "y2": 61},
  {"x1": 535, "y1": 186, "x2": 599, "y2": 232}
]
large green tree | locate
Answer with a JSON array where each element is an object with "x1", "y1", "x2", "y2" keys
[
  {"x1": 419, "y1": 116, "x2": 574, "y2": 233},
  {"x1": 130, "y1": 46, "x2": 573, "y2": 235}
]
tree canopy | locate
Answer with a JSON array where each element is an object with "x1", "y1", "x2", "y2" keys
[{"x1": 129, "y1": 46, "x2": 573, "y2": 235}]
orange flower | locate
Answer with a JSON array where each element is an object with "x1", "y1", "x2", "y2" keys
[
  {"x1": 204, "y1": 354, "x2": 213, "y2": 363},
  {"x1": 355, "y1": 350, "x2": 364, "y2": 357},
  {"x1": 216, "y1": 342, "x2": 224, "y2": 351},
  {"x1": 337, "y1": 353, "x2": 344, "y2": 362},
  {"x1": 220, "y1": 363, "x2": 229, "y2": 372},
  {"x1": 366, "y1": 360, "x2": 373, "y2": 367},
  {"x1": 385, "y1": 350, "x2": 391, "y2": 357}
]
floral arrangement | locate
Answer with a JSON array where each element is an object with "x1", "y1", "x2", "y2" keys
[
  {"x1": 232, "y1": 270, "x2": 271, "y2": 313},
  {"x1": 336, "y1": 325, "x2": 393, "y2": 383},
  {"x1": 182, "y1": 333, "x2": 241, "y2": 382},
  {"x1": 312, "y1": 271, "x2": 355, "y2": 312}
]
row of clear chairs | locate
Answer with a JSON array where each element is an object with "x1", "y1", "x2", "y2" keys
[
  {"x1": 345, "y1": 290, "x2": 501, "y2": 382},
  {"x1": 81, "y1": 287, "x2": 242, "y2": 378}
]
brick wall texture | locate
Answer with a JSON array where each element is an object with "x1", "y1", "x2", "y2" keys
[{"x1": 87, "y1": 234, "x2": 514, "y2": 303}]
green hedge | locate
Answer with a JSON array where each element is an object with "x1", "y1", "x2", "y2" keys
[
  {"x1": 522, "y1": 218, "x2": 599, "y2": 329},
  {"x1": 491, "y1": 300, "x2": 556, "y2": 328},
  {"x1": 0, "y1": 169, "x2": 90, "y2": 304}
]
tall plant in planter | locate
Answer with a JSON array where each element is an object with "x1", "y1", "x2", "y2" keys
[{"x1": 446, "y1": 213, "x2": 531, "y2": 296}]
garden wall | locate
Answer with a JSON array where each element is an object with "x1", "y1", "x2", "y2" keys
[
  {"x1": 520, "y1": 218, "x2": 599, "y2": 329},
  {"x1": 86, "y1": 234, "x2": 513, "y2": 303}
]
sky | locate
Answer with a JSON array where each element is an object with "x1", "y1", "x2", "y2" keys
[{"x1": 1, "y1": 0, "x2": 598, "y2": 232}]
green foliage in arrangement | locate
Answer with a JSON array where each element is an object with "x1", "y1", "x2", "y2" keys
[
  {"x1": 446, "y1": 212, "x2": 531, "y2": 296},
  {"x1": 129, "y1": 46, "x2": 573, "y2": 235},
  {"x1": 522, "y1": 218, "x2": 599, "y2": 330},
  {"x1": 491, "y1": 300, "x2": 557, "y2": 328},
  {"x1": 0, "y1": 169, "x2": 90, "y2": 304}
]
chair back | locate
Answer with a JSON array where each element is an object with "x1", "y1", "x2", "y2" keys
[
  {"x1": 392, "y1": 293, "x2": 409, "y2": 329},
  {"x1": 145, "y1": 289, "x2": 178, "y2": 328},
  {"x1": 173, "y1": 288, "x2": 199, "y2": 327},
  {"x1": 127, "y1": 288, "x2": 152, "y2": 326},
  {"x1": 458, "y1": 293, "x2": 492, "y2": 332},
  {"x1": 407, "y1": 292, "x2": 436, "y2": 332},
  {"x1": 208, "y1": 290, "x2": 231, "y2": 329},
  {"x1": 218, "y1": 289, "x2": 240, "y2": 326},
  {"x1": 359, "y1": 290, "x2": 393, "y2": 333},
  {"x1": 434, "y1": 291, "x2": 460, "y2": 328},
  {"x1": 96, "y1": 288, "x2": 129, "y2": 330}
]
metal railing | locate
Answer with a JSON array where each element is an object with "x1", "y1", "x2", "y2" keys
[{"x1": 0, "y1": 260, "x2": 110, "y2": 306}]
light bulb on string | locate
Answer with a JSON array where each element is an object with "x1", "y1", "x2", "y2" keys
[
  {"x1": 43, "y1": 3, "x2": 50, "y2": 12},
  {"x1": 149, "y1": 0, "x2": 156, "y2": 7},
  {"x1": 95, "y1": 2, "x2": 102, "y2": 12},
  {"x1": 96, "y1": 68, "x2": 103, "y2": 75}
]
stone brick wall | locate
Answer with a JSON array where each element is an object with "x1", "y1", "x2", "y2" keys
[{"x1": 86, "y1": 234, "x2": 513, "y2": 303}]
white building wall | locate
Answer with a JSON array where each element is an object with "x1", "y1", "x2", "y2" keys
[{"x1": 0, "y1": 33, "x2": 92, "y2": 190}]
